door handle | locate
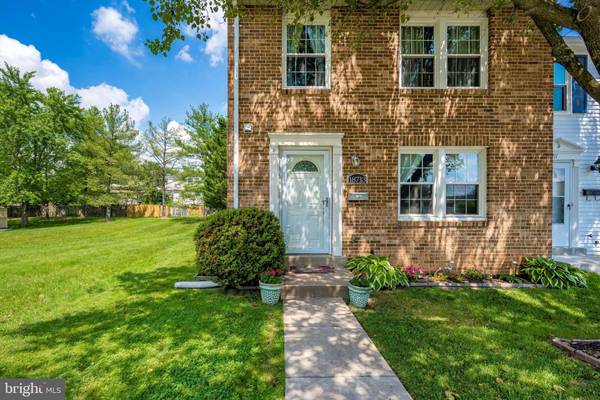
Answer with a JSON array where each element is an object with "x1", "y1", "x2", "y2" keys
[
  {"x1": 322, "y1": 197, "x2": 329, "y2": 208},
  {"x1": 567, "y1": 203, "x2": 572, "y2": 210}
]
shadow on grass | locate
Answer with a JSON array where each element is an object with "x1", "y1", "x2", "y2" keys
[
  {"x1": 7, "y1": 217, "x2": 103, "y2": 230},
  {"x1": 355, "y1": 274, "x2": 600, "y2": 400},
  {"x1": 7, "y1": 266, "x2": 284, "y2": 400}
]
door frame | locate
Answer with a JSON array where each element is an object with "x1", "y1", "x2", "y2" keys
[
  {"x1": 281, "y1": 149, "x2": 331, "y2": 254},
  {"x1": 269, "y1": 132, "x2": 344, "y2": 256},
  {"x1": 553, "y1": 137, "x2": 584, "y2": 250}
]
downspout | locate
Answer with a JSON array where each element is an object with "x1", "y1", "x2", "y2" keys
[{"x1": 233, "y1": 15, "x2": 240, "y2": 209}]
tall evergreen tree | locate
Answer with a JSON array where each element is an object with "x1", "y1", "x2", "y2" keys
[
  {"x1": 178, "y1": 104, "x2": 227, "y2": 211},
  {"x1": 78, "y1": 105, "x2": 139, "y2": 221}
]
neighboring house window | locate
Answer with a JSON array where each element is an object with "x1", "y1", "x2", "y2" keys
[
  {"x1": 400, "y1": 26, "x2": 435, "y2": 87},
  {"x1": 572, "y1": 55, "x2": 588, "y2": 113},
  {"x1": 553, "y1": 56, "x2": 588, "y2": 113},
  {"x1": 283, "y1": 14, "x2": 330, "y2": 88},
  {"x1": 400, "y1": 15, "x2": 488, "y2": 89},
  {"x1": 554, "y1": 62, "x2": 568, "y2": 112},
  {"x1": 398, "y1": 147, "x2": 486, "y2": 220}
]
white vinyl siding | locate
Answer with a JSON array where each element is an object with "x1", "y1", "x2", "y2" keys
[{"x1": 554, "y1": 41, "x2": 600, "y2": 254}]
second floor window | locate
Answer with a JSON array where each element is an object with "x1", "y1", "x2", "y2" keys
[
  {"x1": 284, "y1": 17, "x2": 330, "y2": 88},
  {"x1": 400, "y1": 15, "x2": 488, "y2": 89}
]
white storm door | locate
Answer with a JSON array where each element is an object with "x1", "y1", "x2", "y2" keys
[
  {"x1": 281, "y1": 150, "x2": 331, "y2": 254},
  {"x1": 552, "y1": 162, "x2": 572, "y2": 247}
]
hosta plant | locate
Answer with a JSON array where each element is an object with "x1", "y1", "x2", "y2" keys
[
  {"x1": 522, "y1": 257, "x2": 587, "y2": 289},
  {"x1": 345, "y1": 255, "x2": 409, "y2": 290},
  {"x1": 496, "y1": 273, "x2": 524, "y2": 284}
]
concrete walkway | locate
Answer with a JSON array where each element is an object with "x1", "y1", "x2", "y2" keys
[
  {"x1": 554, "y1": 254, "x2": 600, "y2": 274},
  {"x1": 284, "y1": 298, "x2": 412, "y2": 400}
]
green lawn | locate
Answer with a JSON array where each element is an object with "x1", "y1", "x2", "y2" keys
[
  {"x1": 0, "y1": 218, "x2": 284, "y2": 400},
  {"x1": 354, "y1": 279, "x2": 600, "y2": 400}
]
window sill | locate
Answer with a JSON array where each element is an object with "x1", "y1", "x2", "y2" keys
[
  {"x1": 398, "y1": 216, "x2": 486, "y2": 222},
  {"x1": 283, "y1": 87, "x2": 331, "y2": 95}
]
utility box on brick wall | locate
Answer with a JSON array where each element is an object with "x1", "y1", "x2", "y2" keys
[{"x1": 0, "y1": 207, "x2": 7, "y2": 229}]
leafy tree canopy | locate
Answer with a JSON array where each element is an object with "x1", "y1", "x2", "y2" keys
[{"x1": 142, "y1": 0, "x2": 600, "y2": 103}]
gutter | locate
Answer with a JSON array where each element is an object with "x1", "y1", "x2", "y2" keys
[{"x1": 233, "y1": 15, "x2": 240, "y2": 208}]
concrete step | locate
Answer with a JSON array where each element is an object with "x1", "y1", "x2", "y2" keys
[
  {"x1": 283, "y1": 265, "x2": 353, "y2": 300},
  {"x1": 552, "y1": 246, "x2": 587, "y2": 256}
]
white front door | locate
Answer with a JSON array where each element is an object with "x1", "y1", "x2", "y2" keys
[
  {"x1": 552, "y1": 162, "x2": 572, "y2": 247},
  {"x1": 281, "y1": 150, "x2": 331, "y2": 254}
]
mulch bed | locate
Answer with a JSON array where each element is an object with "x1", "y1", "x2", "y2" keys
[
  {"x1": 409, "y1": 279, "x2": 544, "y2": 289},
  {"x1": 552, "y1": 338, "x2": 600, "y2": 370}
]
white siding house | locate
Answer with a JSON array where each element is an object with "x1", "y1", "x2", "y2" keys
[{"x1": 553, "y1": 37, "x2": 600, "y2": 255}]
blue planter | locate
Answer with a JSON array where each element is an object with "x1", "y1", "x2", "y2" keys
[
  {"x1": 259, "y1": 282, "x2": 281, "y2": 305},
  {"x1": 348, "y1": 282, "x2": 372, "y2": 308}
]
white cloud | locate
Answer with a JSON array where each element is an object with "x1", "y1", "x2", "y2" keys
[
  {"x1": 78, "y1": 83, "x2": 150, "y2": 127},
  {"x1": 92, "y1": 6, "x2": 141, "y2": 61},
  {"x1": 0, "y1": 35, "x2": 71, "y2": 92},
  {"x1": 0, "y1": 34, "x2": 150, "y2": 127},
  {"x1": 203, "y1": 10, "x2": 227, "y2": 66},
  {"x1": 121, "y1": 0, "x2": 135, "y2": 14},
  {"x1": 175, "y1": 45, "x2": 194, "y2": 63}
]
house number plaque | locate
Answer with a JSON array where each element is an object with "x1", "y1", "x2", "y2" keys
[
  {"x1": 347, "y1": 173, "x2": 368, "y2": 184},
  {"x1": 348, "y1": 192, "x2": 369, "y2": 201}
]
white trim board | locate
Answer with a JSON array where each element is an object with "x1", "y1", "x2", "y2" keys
[{"x1": 269, "y1": 132, "x2": 344, "y2": 256}]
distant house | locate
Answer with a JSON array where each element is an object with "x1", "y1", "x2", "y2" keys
[
  {"x1": 227, "y1": 2, "x2": 555, "y2": 272},
  {"x1": 553, "y1": 37, "x2": 600, "y2": 256},
  {"x1": 166, "y1": 175, "x2": 202, "y2": 205}
]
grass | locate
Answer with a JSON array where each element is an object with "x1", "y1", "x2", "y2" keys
[
  {"x1": 0, "y1": 217, "x2": 284, "y2": 400},
  {"x1": 354, "y1": 277, "x2": 600, "y2": 400}
]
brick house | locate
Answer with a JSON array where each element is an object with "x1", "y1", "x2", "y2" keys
[{"x1": 228, "y1": 2, "x2": 554, "y2": 273}]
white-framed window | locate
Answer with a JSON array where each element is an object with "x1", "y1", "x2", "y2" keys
[
  {"x1": 399, "y1": 14, "x2": 488, "y2": 89},
  {"x1": 398, "y1": 147, "x2": 487, "y2": 221},
  {"x1": 282, "y1": 13, "x2": 331, "y2": 89}
]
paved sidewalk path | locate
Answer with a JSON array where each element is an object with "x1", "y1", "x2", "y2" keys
[
  {"x1": 554, "y1": 254, "x2": 600, "y2": 274},
  {"x1": 284, "y1": 298, "x2": 412, "y2": 400}
]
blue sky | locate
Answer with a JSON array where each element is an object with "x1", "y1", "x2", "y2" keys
[{"x1": 0, "y1": 0, "x2": 227, "y2": 129}]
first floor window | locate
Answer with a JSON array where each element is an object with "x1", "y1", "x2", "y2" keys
[
  {"x1": 399, "y1": 153, "x2": 434, "y2": 214},
  {"x1": 398, "y1": 147, "x2": 486, "y2": 220}
]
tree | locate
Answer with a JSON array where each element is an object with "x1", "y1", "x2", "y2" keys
[
  {"x1": 142, "y1": 118, "x2": 179, "y2": 217},
  {"x1": 178, "y1": 104, "x2": 227, "y2": 211},
  {"x1": 78, "y1": 105, "x2": 139, "y2": 221},
  {"x1": 0, "y1": 64, "x2": 82, "y2": 226},
  {"x1": 142, "y1": 0, "x2": 600, "y2": 104},
  {"x1": 131, "y1": 160, "x2": 165, "y2": 204}
]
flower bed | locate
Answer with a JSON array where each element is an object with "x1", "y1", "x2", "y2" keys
[{"x1": 552, "y1": 338, "x2": 600, "y2": 370}]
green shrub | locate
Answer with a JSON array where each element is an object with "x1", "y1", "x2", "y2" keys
[
  {"x1": 462, "y1": 267, "x2": 486, "y2": 282},
  {"x1": 522, "y1": 256, "x2": 587, "y2": 289},
  {"x1": 195, "y1": 208, "x2": 285, "y2": 287},
  {"x1": 345, "y1": 255, "x2": 409, "y2": 291}
]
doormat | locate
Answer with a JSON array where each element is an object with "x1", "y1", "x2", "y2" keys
[{"x1": 289, "y1": 265, "x2": 335, "y2": 274}]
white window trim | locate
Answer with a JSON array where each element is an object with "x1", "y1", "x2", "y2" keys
[
  {"x1": 282, "y1": 12, "x2": 332, "y2": 90},
  {"x1": 397, "y1": 146, "x2": 487, "y2": 221},
  {"x1": 399, "y1": 13, "x2": 488, "y2": 89}
]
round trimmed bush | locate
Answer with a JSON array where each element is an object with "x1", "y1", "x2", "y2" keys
[{"x1": 195, "y1": 208, "x2": 286, "y2": 287}]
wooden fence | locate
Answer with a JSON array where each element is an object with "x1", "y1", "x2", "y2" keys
[{"x1": 127, "y1": 204, "x2": 206, "y2": 218}]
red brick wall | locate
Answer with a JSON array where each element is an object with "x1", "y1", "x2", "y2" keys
[{"x1": 228, "y1": 6, "x2": 553, "y2": 273}]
